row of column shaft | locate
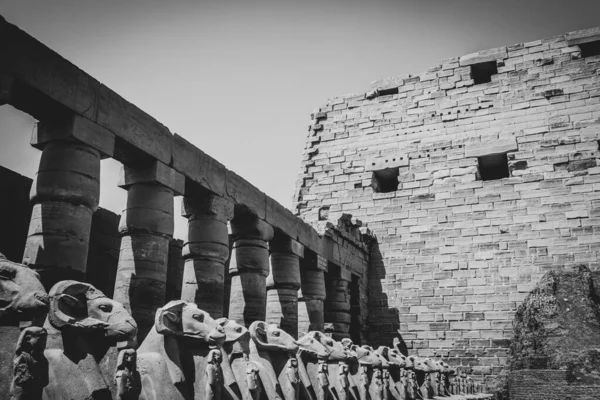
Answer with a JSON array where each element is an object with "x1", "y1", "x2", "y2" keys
[{"x1": 19, "y1": 129, "x2": 353, "y2": 340}]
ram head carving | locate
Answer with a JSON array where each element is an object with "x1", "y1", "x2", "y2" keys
[{"x1": 48, "y1": 280, "x2": 136, "y2": 340}]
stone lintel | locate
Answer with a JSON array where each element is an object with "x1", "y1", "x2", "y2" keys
[
  {"x1": 118, "y1": 160, "x2": 185, "y2": 195},
  {"x1": 566, "y1": 27, "x2": 600, "y2": 46},
  {"x1": 231, "y1": 215, "x2": 274, "y2": 242},
  {"x1": 33, "y1": 114, "x2": 116, "y2": 158},
  {"x1": 338, "y1": 267, "x2": 353, "y2": 282},
  {"x1": 226, "y1": 171, "x2": 267, "y2": 220},
  {"x1": 459, "y1": 46, "x2": 508, "y2": 66},
  {"x1": 181, "y1": 194, "x2": 234, "y2": 221},
  {"x1": 266, "y1": 197, "x2": 299, "y2": 240},
  {"x1": 321, "y1": 236, "x2": 367, "y2": 278},
  {"x1": 465, "y1": 138, "x2": 518, "y2": 158},
  {"x1": 172, "y1": 133, "x2": 226, "y2": 197},
  {"x1": 97, "y1": 84, "x2": 173, "y2": 165},
  {"x1": 365, "y1": 154, "x2": 409, "y2": 172},
  {"x1": 0, "y1": 18, "x2": 100, "y2": 121},
  {"x1": 271, "y1": 234, "x2": 305, "y2": 258},
  {"x1": 315, "y1": 254, "x2": 328, "y2": 272}
]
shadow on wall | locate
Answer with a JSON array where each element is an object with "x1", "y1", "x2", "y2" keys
[
  {"x1": 368, "y1": 240, "x2": 403, "y2": 349},
  {"x1": 0, "y1": 166, "x2": 32, "y2": 263}
]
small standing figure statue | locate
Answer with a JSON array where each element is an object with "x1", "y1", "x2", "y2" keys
[
  {"x1": 10, "y1": 326, "x2": 48, "y2": 400},
  {"x1": 360, "y1": 364, "x2": 370, "y2": 389},
  {"x1": 318, "y1": 361, "x2": 329, "y2": 387},
  {"x1": 459, "y1": 373, "x2": 467, "y2": 394},
  {"x1": 466, "y1": 376, "x2": 474, "y2": 395},
  {"x1": 115, "y1": 348, "x2": 141, "y2": 400},
  {"x1": 382, "y1": 368, "x2": 390, "y2": 400},
  {"x1": 373, "y1": 368, "x2": 384, "y2": 400},
  {"x1": 399, "y1": 369, "x2": 408, "y2": 399},
  {"x1": 246, "y1": 361, "x2": 261, "y2": 400},
  {"x1": 206, "y1": 349, "x2": 223, "y2": 400},
  {"x1": 338, "y1": 361, "x2": 350, "y2": 400},
  {"x1": 287, "y1": 358, "x2": 299, "y2": 385},
  {"x1": 436, "y1": 371, "x2": 443, "y2": 397},
  {"x1": 409, "y1": 371, "x2": 419, "y2": 400}
]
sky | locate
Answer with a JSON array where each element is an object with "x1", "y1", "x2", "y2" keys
[{"x1": 1, "y1": 0, "x2": 600, "y2": 239}]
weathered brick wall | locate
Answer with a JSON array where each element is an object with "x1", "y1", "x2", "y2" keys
[{"x1": 295, "y1": 26, "x2": 600, "y2": 377}]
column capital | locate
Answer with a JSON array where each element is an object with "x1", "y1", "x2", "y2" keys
[
  {"x1": 119, "y1": 160, "x2": 185, "y2": 195},
  {"x1": 32, "y1": 114, "x2": 116, "y2": 158},
  {"x1": 181, "y1": 194, "x2": 234, "y2": 221}
]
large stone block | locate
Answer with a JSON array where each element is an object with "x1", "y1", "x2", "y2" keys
[{"x1": 509, "y1": 265, "x2": 600, "y2": 384}]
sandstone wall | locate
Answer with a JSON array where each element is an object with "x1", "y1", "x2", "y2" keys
[{"x1": 295, "y1": 26, "x2": 600, "y2": 377}]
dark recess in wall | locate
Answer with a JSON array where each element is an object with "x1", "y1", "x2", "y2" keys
[
  {"x1": 471, "y1": 61, "x2": 498, "y2": 84},
  {"x1": 372, "y1": 167, "x2": 399, "y2": 193},
  {"x1": 580, "y1": 40, "x2": 600, "y2": 58},
  {"x1": 478, "y1": 153, "x2": 509, "y2": 181},
  {"x1": 0, "y1": 166, "x2": 32, "y2": 262}
]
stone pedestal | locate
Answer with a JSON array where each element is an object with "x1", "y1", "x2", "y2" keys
[
  {"x1": 266, "y1": 236, "x2": 303, "y2": 338},
  {"x1": 113, "y1": 161, "x2": 183, "y2": 340},
  {"x1": 228, "y1": 214, "x2": 273, "y2": 326},
  {"x1": 22, "y1": 117, "x2": 113, "y2": 288},
  {"x1": 298, "y1": 255, "x2": 326, "y2": 333},
  {"x1": 181, "y1": 194, "x2": 233, "y2": 318}
]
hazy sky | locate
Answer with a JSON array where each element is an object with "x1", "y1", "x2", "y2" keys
[{"x1": 2, "y1": 0, "x2": 600, "y2": 238}]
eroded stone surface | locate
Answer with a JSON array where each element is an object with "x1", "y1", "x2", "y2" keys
[{"x1": 510, "y1": 265, "x2": 600, "y2": 383}]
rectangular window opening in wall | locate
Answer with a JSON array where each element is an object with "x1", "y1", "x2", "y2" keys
[
  {"x1": 471, "y1": 61, "x2": 498, "y2": 85},
  {"x1": 372, "y1": 167, "x2": 399, "y2": 193},
  {"x1": 378, "y1": 87, "x2": 399, "y2": 96},
  {"x1": 478, "y1": 153, "x2": 509, "y2": 181},
  {"x1": 580, "y1": 41, "x2": 600, "y2": 58}
]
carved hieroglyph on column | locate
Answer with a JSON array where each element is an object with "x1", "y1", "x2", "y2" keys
[
  {"x1": 113, "y1": 161, "x2": 184, "y2": 340},
  {"x1": 298, "y1": 253, "x2": 327, "y2": 333},
  {"x1": 228, "y1": 212, "x2": 274, "y2": 326},
  {"x1": 266, "y1": 235, "x2": 304, "y2": 338},
  {"x1": 23, "y1": 116, "x2": 114, "y2": 288},
  {"x1": 181, "y1": 193, "x2": 234, "y2": 318}
]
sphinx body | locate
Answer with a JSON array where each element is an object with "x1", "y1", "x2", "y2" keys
[
  {"x1": 0, "y1": 253, "x2": 49, "y2": 395},
  {"x1": 42, "y1": 280, "x2": 137, "y2": 400},
  {"x1": 137, "y1": 300, "x2": 225, "y2": 400},
  {"x1": 247, "y1": 321, "x2": 300, "y2": 400}
]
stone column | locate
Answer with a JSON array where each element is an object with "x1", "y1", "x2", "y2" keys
[
  {"x1": 326, "y1": 266, "x2": 352, "y2": 340},
  {"x1": 298, "y1": 253, "x2": 327, "y2": 333},
  {"x1": 22, "y1": 115, "x2": 114, "y2": 288},
  {"x1": 181, "y1": 194, "x2": 233, "y2": 317},
  {"x1": 228, "y1": 213, "x2": 273, "y2": 326},
  {"x1": 114, "y1": 161, "x2": 184, "y2": 340},
  {"x1": 266, "y1": 236, "x2": 303, "y2": 338}
]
